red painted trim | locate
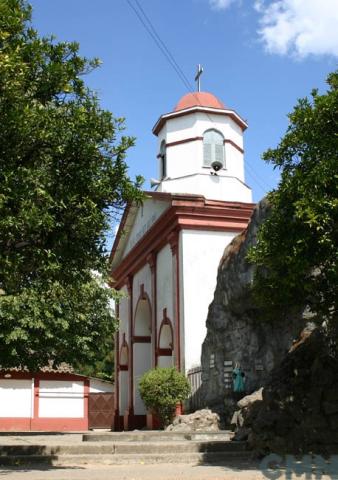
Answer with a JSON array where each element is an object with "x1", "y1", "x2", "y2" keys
[
  {"x1": 153, "y1": 107, "x2": 248, "y2": 135},
  {"x1": 119, "y1": 365, "x2": 128, "y2": 371},
  {"x1": 132, "y1": 336, "x2": 151, "y2": 343},
  {"x1": 175, "y1": 234, "x2": 181, "y2": 370},
  {"x1": 0, "y1": 418, "x2": 31, "y2": 431},
  {"x1": 133, "y1": 291, "x2": 152, "y2": 335},
  {"x1": 224, "y1": 138, "x2": 244, "y2": 154},
  {"x1": 166, "y1": 136, "x2": 203, "y2": 148},
  {"x1": 127, "y1": 277, "x2": 134, "y2": 420},
  {"x1": 111, "y1": 200, "x2": 254, "y2": 288},
  {"x1": 114, "y1": 327, "x2": 120, "y2": 422},
  {"x1": 168, "y1": 230, "x2": 181, "y2": 370},
  {"x1": 147, "y1": 252, "x2": 157, "y2": 368},
  {"x1": 158, "y1": 314, "x2": 174, "y2": 350},
  {"x1": 165, "y1": 136, "x2": 244, "y2": 155},
  {"x1": 31, "y1": 418, "x2": 88, "y2": 431},
  {"x1": 0, "y1": 372, "x2": 92, "y2": 432},
  {"x1": 33, "y1": 377, "x2": 39, "y2": 422},
  {"x1": 119, "y1": 332, "x2": 129, "y2": 368},
  {"x1": 125, "y1": 413, "x2": 147, "y2": 430},
  {"x1": 157, "y1": 348, "x2": 173, "y2": 356},
  {"x1": 84, "y1": 379, "x2": 89, "y2": 430}
]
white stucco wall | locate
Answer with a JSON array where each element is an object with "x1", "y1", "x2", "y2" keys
[
  {"x1": 159, "y1": 173, "x2": 252, "y2": 203},
  {"x1": 0, "y1": 379, "x2": 33, "y2": 418},
  {"x1": 89, "y1": 379, "x2": 114, "y2": 393},
  {"x1": 156, "y1": 244, "x2": 174, "y2": 325},
  {"x1": 123, "y1": 198, "x2": 169, "y2": 258},
  {"x1": 157, "y1": 356, "x2": 174, "y2": 368},
  {"x1": 156, "y1": 111, "x2": 245, "y2": 184},
  {"x1": 39, "y1": 380, "x2": 84, "y2": 418},
  {"x1": 119, "y1": 370, "x2": 129, "y2": 414},
  {"x1": 180, "y1": 229, "x2": 236, "y2": 372},
  {"x1": 133, "y1": 343, "x2": 151, "y2": 415}
]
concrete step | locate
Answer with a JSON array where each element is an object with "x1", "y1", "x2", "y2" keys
[
  {"x1": 83, "y1": 430, "x2": 233, "y2": 442},
  {"x1": 0, "y1": 451, "x2": 252, "y2": 466},
  {"x1": 0, "y1": 440, "x2": 247, "y2": 456}
]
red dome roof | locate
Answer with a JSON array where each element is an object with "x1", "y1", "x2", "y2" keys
[{"x1": 174, "y1": 92, "x2": 225, "y2": 111}]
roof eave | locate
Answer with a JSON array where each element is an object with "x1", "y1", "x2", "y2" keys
[{"x1": 152, "y1": 106, "x2": 248, "y2": 136}]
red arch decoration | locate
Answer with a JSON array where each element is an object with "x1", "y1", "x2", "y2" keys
[
  {"x1": 133, "y1": 284, "x2": 152, "y2": 340},
  {"x1": 157, "y1": 309, "x2": 174, "y2": 356},
  {"x1": 119, "y1": 333, "x2": 129, "y2": 371}
]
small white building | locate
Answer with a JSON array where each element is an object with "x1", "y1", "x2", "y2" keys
[
  {"x1": 110, "y1": 91, "x2": 254, "y2": 430},
  {"x1": 0, "y1": 369, "x2": 114, "y2": 431}
]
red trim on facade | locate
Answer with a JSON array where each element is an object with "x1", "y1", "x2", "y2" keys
[
  {"x1": 113, "y1": 302, "x2": 120, "y2": 430},
  {"x1": 119, "y1": 333, "x2": 129, "y2": 368},
  {"x1": 164, "y1": 136, "x2": 244, "y2": 155},
  {"x1": 224, "y1": 138, "x2": 244, "y2": 154},
  {"x1": 111, "y1": 199, "x2": 254, "y2": 288},
  {"x1": 133, "y1": 290, "x2": 152, "y2": 335},
  {"x1": 158, "y1": 310, "x2": 174, "y2": 351},
  {"x1": 132, "y1": 336, "x2": 151, "y2": 343},
  {"x1": 33, "y1": 377, "x2": 39, "y2": 425},
  {"x1": 147, "y1": 252, "x2": 157, "y2": 368},
  {"x1": 119, "y1": 365, "x2": 128, "y2": 371},
  {"x1": 0, "y1": 372, "x2": 93, "y2": 431},
  {"x1": 166, "y1": 136, "x2": 203, "y2": 148},
  {"x1": 84, "y1": 379, "x2": 89, "y2": 430},
  {"x1": 157, "y1": 348, "x2": 173, "y2": 356},
  {"x1": 168, "y1": 230, "x2": 181, "y2": 370},
  {"x1": 126, "y1": 276, "x2": 134, "y2": 424}
]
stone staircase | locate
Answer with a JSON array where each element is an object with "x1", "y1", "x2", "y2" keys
[{"x1": 0, "y1": 431, "x2": 251, "y2": 466}]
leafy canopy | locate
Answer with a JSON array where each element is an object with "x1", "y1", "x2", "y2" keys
[
  {"x1": 248, "y1": 71, "x2": 338, "y2": 329},
  {"x1": 139, "y1": 367, "x2": 191, "y2": 427},
  {"x1": 0, "y1": 0, "x2": 143, "y2": 370}
]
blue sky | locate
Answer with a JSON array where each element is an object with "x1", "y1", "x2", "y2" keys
[{"x1": 30, "y1": 0, "x2": 336, "y2": 207}]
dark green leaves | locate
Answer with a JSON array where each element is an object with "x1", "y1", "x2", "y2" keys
[
  {"x1": 248, "y1": 71, "x2": 338, "y2": 327},
  {"x1": 0, "y1": 0, "x2": 143, "y2": 370}
]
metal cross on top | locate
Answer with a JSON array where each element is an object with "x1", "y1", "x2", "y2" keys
[{"x1": 195, "y1": 64, "x2": 203, "y2": 92}]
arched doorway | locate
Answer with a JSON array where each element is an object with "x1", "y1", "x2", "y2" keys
[{"x1": 133, "y1": 294, "x2": 152, "y2": 420}]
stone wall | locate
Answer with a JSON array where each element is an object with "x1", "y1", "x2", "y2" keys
[
  {"x1": 239, "y1": 327, "x2": 338, "y2": 454},
  {"x1": 200, "y1": 199, "x2": 305, "y2": 420}
]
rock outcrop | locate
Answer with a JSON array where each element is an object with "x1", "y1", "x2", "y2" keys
[
  {"x1": 232, "y1": 327, "x2": 338, "y2": 454},
  {"x1": 200, "y1": 199, "x2": 306, "y2": 421},
  {"x1": 166, "y1": 409, "x2": 220, "y2": 432}
]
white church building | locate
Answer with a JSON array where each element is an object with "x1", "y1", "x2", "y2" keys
[{"x1": 110, "y1": 89, "x2": 254, "y2": 430}]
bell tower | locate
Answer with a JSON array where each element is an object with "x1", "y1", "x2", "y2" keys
[{"x1": 152, "y1": 91, "x2": 252, "y2": 203}]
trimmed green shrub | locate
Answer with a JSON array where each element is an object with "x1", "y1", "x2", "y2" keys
[{"x1": 139, "y1": 367, "x2": 191, "y2": 427}]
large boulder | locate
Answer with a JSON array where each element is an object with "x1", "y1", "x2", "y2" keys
[
  {"x1": 166, "y1": 409, "x2": 220, "y2": 432},
  {"x1": 201, "y1": 199, "x2": 306, "y2": 420},
  {"x1": 232, "y1": 328, "x2": 338, "y2": 454}
]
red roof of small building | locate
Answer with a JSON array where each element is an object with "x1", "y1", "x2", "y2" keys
[{"x1": 174, "y1": 92, "x2": 225, "y2": 111}]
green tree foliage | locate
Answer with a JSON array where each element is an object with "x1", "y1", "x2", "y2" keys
[
  {"x1": 248, "y1": 71, "x2": 338, "y2": 332},
  {"x1": 139, "y1": 367, "x2": 191, "y2": 428},
  {"x1": 0, "y1": 0, "x2": 143, "y2": 370}
]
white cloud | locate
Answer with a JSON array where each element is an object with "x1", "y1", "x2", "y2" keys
[
  {"x1": 209, "y1": 0, "x2": 237, "y2": 10},
  {"x1": 254, "y1": 0, "x2": 338, "y2": 58}
]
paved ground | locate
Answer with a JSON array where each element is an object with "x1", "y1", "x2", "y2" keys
[
  {"x1": 0, "y1": 434, "x2": 334, "y2": 479},
  {"x1": 0, "y1": 433, "x2": 84, "y2": 445},
  {"x1": 0, "y1": 463, "x2": 270, "y2": 480},
  {"x1": 0, "y1": 463, "x2": 334, "y2": 480}
]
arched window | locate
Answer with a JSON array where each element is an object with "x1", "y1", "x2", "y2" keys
[
  {"x1": 203, "y1": 129, "x2": 224, "y2": 168},
  {"x1": 160, "y1": 140, "x2": 167, "y2": 179}
]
